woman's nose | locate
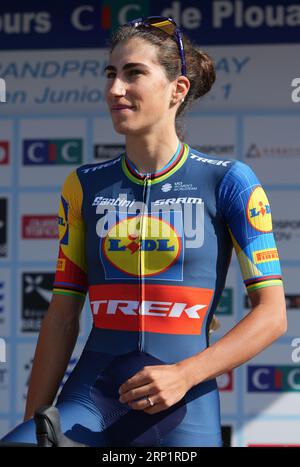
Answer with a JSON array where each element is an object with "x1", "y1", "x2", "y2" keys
[{"x1": 108, "y1": 78, "x2": 126, "y2": 97}]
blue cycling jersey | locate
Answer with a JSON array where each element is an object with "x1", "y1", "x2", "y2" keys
[{"x1": 1, "y1": 141, "x2": 282, "y2": 447}]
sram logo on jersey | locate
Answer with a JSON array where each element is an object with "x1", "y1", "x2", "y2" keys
[
  {"x1": 23, "y1": 139, "x2": 82, "y2": 165},
  {"x1": 89, "y1": 284, "x2": 213, "y2": 335},
  {"x1": 153, "y1": 197, "x2": 203, "y2": 205}
]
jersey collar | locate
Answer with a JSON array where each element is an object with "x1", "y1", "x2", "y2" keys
[{"x1": 121, "y1": 141, "x2": 189, "y2": 185}]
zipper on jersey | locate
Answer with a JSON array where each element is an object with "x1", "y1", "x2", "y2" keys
[{"x1": 138, "y1": 173, "x2": 151, "y2": 352}]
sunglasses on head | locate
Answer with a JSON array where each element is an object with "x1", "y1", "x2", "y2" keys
[{"x1": 126, "y1": 16, "x2": 187, "y2": 76}]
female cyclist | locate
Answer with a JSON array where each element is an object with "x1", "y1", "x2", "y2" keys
[{"x1": 1, "y1": 16, "x2": 287, "y2": 447}]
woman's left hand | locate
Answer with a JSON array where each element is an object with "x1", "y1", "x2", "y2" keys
[{"x1": 118, "y1": 363, "x2": 192, "y2": 414}]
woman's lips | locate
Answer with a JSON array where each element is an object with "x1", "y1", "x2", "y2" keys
[{"x1": 111, "y1": 105, "x2": 135, "y2": 112}]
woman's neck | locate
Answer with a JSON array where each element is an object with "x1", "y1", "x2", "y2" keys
[{"x1": 125, "y1": 131, "x2": 181, "y2": 174}]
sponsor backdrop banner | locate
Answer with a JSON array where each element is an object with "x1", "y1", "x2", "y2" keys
[{"x1": 0, "y1": 0, "x2": 299, "y2": 447}]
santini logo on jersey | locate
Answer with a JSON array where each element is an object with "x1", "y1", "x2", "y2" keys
[
  {"x1": 89, "y1": 284, "x2": 213, "y2": 335},
  {"x1": 92, "y1": 196, "x2": 135, "y2": 207},
  {"x1": 190, "y1": 153, "x2": 232, "y2": 167}
]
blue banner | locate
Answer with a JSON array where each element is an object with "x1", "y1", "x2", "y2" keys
[{"x1": 0, "y1": 0, "x2": 299, "y2": 49}]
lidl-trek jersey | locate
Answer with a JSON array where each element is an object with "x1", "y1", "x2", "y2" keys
[
  {"x1": 2, "y1": 141, "x2": 282, "y2": 447},
  {"x1": 51, "y1": 141, "x2": 282, "y2": 446}
]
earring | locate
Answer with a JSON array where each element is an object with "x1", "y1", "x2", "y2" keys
[{"x1": 181, "y1": 98, "x2": 185, "y2": 102}]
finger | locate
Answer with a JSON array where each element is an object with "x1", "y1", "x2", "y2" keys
[
  {"x1": 119, "y1": 382, "x2": 154, "y2": 404},
  {"x1": 119, "y1": 371, "x2": 152, "y2": 395},
  {"x1": 128, "y1": 394, "x2": 158, "y2": 411}
]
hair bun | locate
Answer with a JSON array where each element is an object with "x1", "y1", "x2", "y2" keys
[{"x1": 193, "y1": 49, "x2": 216, "y2": 99}]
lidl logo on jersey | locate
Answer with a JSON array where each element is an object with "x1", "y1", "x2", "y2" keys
[
  {"x1": 99, "y1": 211, "x2": 184, "y2": 281},
  {"x1": 89, "y1": 283, "x2": 214, "y2": 335},
  {"x1": 0, "y1": 142, "x2": 9, "y2": 165},
  {"x1": 247, "y1": 186, "x2": 272, "y2": 233},
  {"x1": 248, "y1": 365, "x2": 300, "y2": 392},
  {"x1": 23, "y1": 139, "x2": 83, "y2": 165}
]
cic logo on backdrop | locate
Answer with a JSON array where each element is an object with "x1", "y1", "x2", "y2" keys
[{"x1": 0, "y1": 78, "x2": 6, "y2": 103}]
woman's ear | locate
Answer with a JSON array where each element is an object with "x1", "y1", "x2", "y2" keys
[{"x1": 172, "y1": 76, "x2": 190, "y2": 105}]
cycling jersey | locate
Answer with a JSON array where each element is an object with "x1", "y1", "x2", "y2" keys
[{"x1": 2, "y1": 141, "x2": 282, "y2": 447}]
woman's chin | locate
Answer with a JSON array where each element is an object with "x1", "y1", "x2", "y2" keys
[{"x1": 112, "y1": 123, "x2": 137, "y2": 135}]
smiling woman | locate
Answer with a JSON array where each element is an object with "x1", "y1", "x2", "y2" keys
[{"x1": 1, "y1": 16, "x2": 286, "y2": 449}]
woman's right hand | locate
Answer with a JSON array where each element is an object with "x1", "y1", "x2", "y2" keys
[{"x1": 24, "y1": 293, "x2": 85, "y2": 421}]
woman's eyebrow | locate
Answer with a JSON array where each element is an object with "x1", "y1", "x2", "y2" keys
[{"x1": 104, "y1": 62, "x2": 149, "y2": 72}]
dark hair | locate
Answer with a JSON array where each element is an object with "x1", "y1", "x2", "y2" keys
[{"x1": 106, "y1": 24, "x2": 216, "y2": 140}]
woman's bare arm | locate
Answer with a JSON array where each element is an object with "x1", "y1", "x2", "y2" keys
[
  {"x1": 176, "y1": 285, "x2": 287, "y2": 388},
  {"x1": 23, "y1": 293, "x2": 85, "y2": 421}
]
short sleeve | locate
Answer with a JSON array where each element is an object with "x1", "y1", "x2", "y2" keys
[
  {"x1": 53, "y1": 169, "x2": 88, "y2": 299},
  {"x1": 218, "y1": 160, "x2": 283, "y2": 293}
]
